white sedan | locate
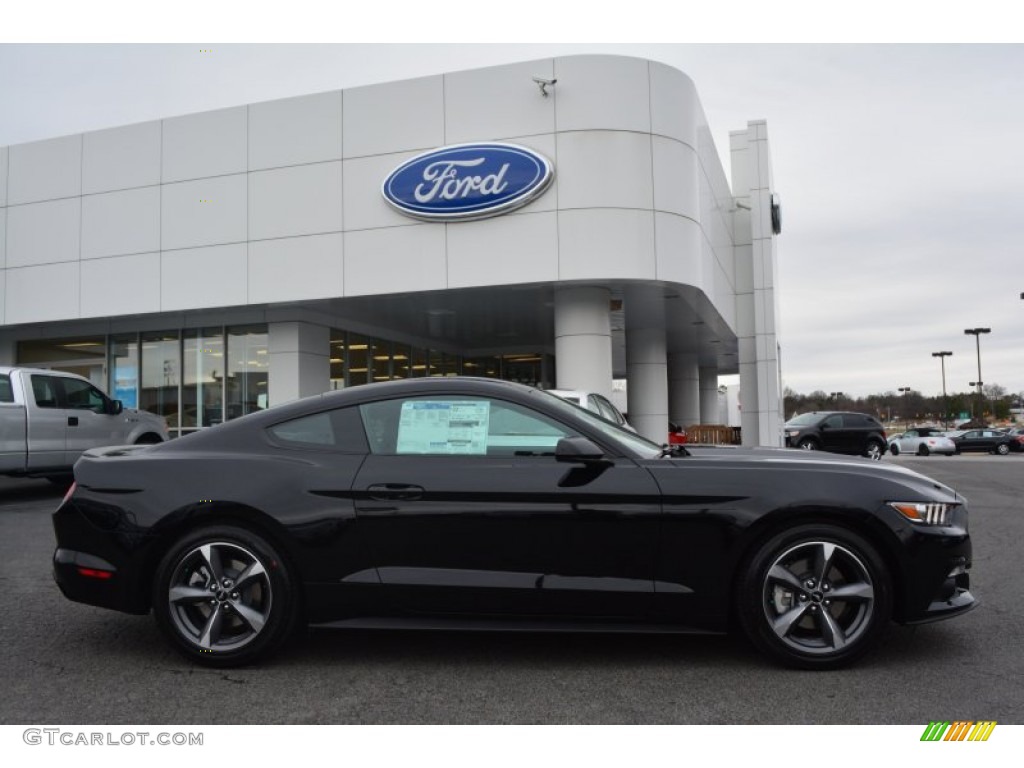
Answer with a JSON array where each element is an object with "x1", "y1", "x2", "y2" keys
[{"x1": 887, "y1": 428, "x2": 956, "y2": 456}]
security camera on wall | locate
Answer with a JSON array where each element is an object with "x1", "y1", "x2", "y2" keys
[{"x1": 532, "y1": 76, "x2": 557, "y2": 97}]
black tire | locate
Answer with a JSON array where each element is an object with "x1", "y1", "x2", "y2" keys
[
  {"x1": 995, "y1": 443, "x2": 1010, "y2": 456},
  {"x1": 889, "y1": 443, "x2": 900, "y2": 456},
  {"x1": 864, "y1": 440, "x2": 884, "y2": 461},
  {"x1": 917, "y1": 444, "x2": 930, "y2": 457},
  {"x1": 797, "y1": 438, "x2": 819, "y2": 451},
  {"x1": 735, "y1": 523, "x2": 892, "y2": 670},
  {"x1": 152, "y1": 525, "x2": 298, "y2": 667}
]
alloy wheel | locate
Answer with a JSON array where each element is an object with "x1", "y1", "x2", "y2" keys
[
  {"x1": 167, "y1": 541, "x2": 273, "y2": 653},
  {"x1": 760, "y1": 540, "x2": 876, "y2": 657}
]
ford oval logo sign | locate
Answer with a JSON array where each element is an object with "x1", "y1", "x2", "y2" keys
[{"x1": 382, "y1": 143, "x2": 554, "y2": 222}]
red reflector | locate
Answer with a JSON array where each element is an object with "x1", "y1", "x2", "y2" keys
[{"x1": 77, "y1": 567, "x2": 113, "y2": 580}]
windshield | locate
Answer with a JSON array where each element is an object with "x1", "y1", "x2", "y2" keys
[
  {"x1": 786, "y1": 413, "x2": 824, "y2": 427},
  {"x1": 534, "y1": 390, "x2": 663, "y2": 458}
]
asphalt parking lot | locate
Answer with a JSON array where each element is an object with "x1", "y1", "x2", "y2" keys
[{"x1": 1, "y1": 454, "x2": 1022, "y2": 725}]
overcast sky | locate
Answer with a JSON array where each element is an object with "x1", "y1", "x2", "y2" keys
[{"x1": 2, "y1": 40, "x2": 1022, "y2": 399}]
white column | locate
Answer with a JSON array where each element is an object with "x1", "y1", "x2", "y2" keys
[
  {"x1": 699, "y1": 366, "x2": 719, "y2": 424},
  {"x1": 625, "y1": 286, "x2": 668, "y2": 443},
  {"x1": 268, "y1": 321, "x2": 330, "y2": 406},
  {"x1": 554, "y1": 286, "x2": 612, "y2": 399},
  {"x1": 668, "y1": 353, "x2": 700, "y2": 429}
]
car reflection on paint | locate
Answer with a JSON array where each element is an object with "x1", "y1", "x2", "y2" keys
[{"x1": 53, "y1": 378, "x2": 976, "y2": 670}]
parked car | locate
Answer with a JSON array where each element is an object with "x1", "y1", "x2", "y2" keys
[
  {"x1": 1004, "y1": 426, "x2": 1024, "y2": 452},
  {"x1": 668, "y1": 422, "x2": 688, "y2": 445},
  {"x1": 948, "y1": 429, "x2": 1013, "y2": 455},
  {"x1": 0, "y1": 366, "x2": 168, "y2": 481},
  {"x1": 888, "y1": 427, "x2": 956, "y2": 457},
  {"x1": 53, "y1": 377, "x2": 976, "y2": 670},
  {"x1": 784, "y1": 411, "x2": 888, "y2": 460}
]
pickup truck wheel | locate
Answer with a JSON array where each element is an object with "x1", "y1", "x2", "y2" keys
[
  {"x1": 736, "y1": 524, "x2": 892, "y2": 669},
  {"x1": 153, "y1": 525, "x2": 298, "y2": 667}
]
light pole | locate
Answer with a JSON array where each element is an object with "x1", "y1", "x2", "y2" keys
[
  {"x1": 898, "y1": 386, "x2": 911, "y2": 429},
  {"x1": 932, "y1": 351, "x2": 952, "y2": 428},
  {"x1": 969, "y1": 382, "x2": 983, "y2": 421},
  {"x1": 964, "y1": 328, "x2": 990, "y2": 421}
]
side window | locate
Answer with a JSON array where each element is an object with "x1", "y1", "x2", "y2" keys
[
  {"x1": 30, "y1": 375, "x2": 59, "y2": 409},
  {"x1": 61, "y1": 378, "x2": 108, "y2": 414},
  {"x1": 266, "y1": 407, "x2": 368, "y2": 453},
  {"x1": 0, "y1": 375, "x2": 13, "y2": 404},
  {"x1": 905, "y1": 430, "x2": 918, "y2": 438},
  {"x1": 359, "y1": 397, "x2": 579, "y2": 457},
  {"x1": 823, "y1": 415, "x2": 843, "y2": 428}
]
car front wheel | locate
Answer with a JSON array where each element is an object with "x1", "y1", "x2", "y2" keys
[
  {"x1": 736, "y1": 524, "x2": 892, "y2": 669},
  {"x1": 153, "y1": 525, "x2": 298, "y2": 667},
  {"x1": 889, "y1": 444, "x2": 900, "y2": 456},
  {"x1": 797, "y1": 438, "x2": 818, "y2": 451}
]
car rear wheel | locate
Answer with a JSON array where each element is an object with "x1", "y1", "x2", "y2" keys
[
  {"x1": 865, "y1": 440, "x2": 884, "y2": 461},
  {"x1": 736, "y1": 524, "x2": 892, "y2": 669},
  {"x1": 995, "y1": 443, "x2": 1010, "y2": 455},
  {"x1": 153, "y1": 525, "x2": 298, "y2": 667}
]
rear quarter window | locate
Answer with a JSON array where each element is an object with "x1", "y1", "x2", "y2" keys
[
  {"x1": 266, "y1": 407, "x2": 368, "y2": 453},
  {"x1": 0, "y1": 375, "x2": 13, "y2": 403}
]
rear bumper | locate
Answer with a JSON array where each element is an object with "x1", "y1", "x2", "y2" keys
[{"x1": 53, "y1": 547, "x2": 149, "y2": 615}]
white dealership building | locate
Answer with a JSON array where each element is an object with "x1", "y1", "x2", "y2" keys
[{"x1": 0, "y1": 54, "x2": 783, "y2": 445}]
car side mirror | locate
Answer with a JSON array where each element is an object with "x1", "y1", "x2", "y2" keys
[
  {"x1": 108, "y1": 399, "x2": 123, "y2": 416},
  {"x1": 555, "y1": 436, "x2": 606, "y2": 463}
]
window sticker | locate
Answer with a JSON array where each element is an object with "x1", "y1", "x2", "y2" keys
[{"x1": 396, "y1": 401, "x2": 490, "y2": 455}]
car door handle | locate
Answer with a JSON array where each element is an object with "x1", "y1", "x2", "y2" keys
[
  {"x1": 366, "y1": 483, "x2": 424, "y2": 501},
  {"x1": 68, "y1": 416, "x2": 79, "y2": 427}
]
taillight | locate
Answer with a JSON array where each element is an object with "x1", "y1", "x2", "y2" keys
[
  {"x1": 76, "y1": 567, "x2": 113, "y2": 580},
  {"x1": 61, "y1": 481, "x2": 77, "y2": 506}
]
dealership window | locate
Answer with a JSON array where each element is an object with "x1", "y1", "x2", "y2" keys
[
  {"x1": 141, "y1": 331, "x2": 180, "y2": 434},
  {"x1": 17, "y1": 336, "x2": 107, "y2": 387},
  {"x1": 347, "y1": 333, "x2": 370, "y2": 387},
  {"x1": 182, "y1": 328, "x2": 225, "y2": 431},
  {"x1": 462, "y1": 355, "x2": 501, "y2": 378},
  {"x1": 408, "y1": 347, "x2": 428, "y2": 377},
  {"x1": 110, "y1": 334, "x2": 139, "y2": 408},
  {"x1": 227, "y1": 326, "x2": 268, "y2": 418}
]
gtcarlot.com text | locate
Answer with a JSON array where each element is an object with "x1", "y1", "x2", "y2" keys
[{"x1": 23, "y1": 729, "x2": 203, "y2": 746}]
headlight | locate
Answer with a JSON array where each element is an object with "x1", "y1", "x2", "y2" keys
[
  {"x1": 889, "y1": 501, "x2": 957, "y2": 526},
  {"x1": 785, "y1": 430, "x2": 800, "y2": 437}
]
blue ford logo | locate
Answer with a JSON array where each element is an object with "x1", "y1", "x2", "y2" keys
[{"x1": 382, "y1": 143, "x2": 554, "y2": 221}]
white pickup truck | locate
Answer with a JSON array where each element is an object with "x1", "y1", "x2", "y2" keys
[{"x1": 0, "y1": 366, "x2": 169, "y2": 480}]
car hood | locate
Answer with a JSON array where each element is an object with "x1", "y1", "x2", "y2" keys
[{"x1": 662, "y1": 445, "x2": 962, "y2": 502}]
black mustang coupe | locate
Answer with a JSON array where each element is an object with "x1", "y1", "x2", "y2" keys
[{"x1": 53, "y1": 378, "x2": 976, "y2": 669}]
